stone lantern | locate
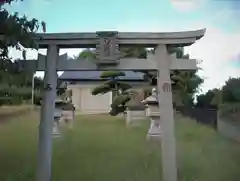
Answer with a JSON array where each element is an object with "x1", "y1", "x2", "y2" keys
[
  {"x1": 142, "y1": 88, "x2": 161, "y2": 140},
  {"x1": 52, "y1": 107, "x2": 62, "y2": 138}
]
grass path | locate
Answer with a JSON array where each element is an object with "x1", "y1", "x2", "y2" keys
[
  {"x1": 0, "y1": 113, "x2": 240, "y2": 181},
  {"x1": 176, "y1": 115, "x2": 240, "y2": 181}
]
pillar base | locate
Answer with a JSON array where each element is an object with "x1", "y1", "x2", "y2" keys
[
  {"x1": 146, "y1": 133, "x2": 161, "y2": 141},
  {"x1": 52, "y1": 133, "x2": 61, "y2": 138},
  {"x1": 52, "y1": 118, "x2": 61, "y2": 138},
  {"x1": 146, "y1": 117, "x2": 161, "y2": 141},
  {"x1": 52, "y1": 125, "x2": 61, "y2": 137},
  {"x1": 60, "y1": 110, "x2": 75, "y2": 129},
  {"x1": 59, "y1": 118, "x2": 66, "y2": 127}
]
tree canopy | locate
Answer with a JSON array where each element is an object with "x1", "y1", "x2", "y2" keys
[
  {"x1": 196, "y1": 77, "x2": 240, "y2": 109},
  {"x1": 0, "y1": 0, "x2": 45, "y2": 105},
  {"x1": 1, "y1": 0, "x2": 45, "y2": 60}
]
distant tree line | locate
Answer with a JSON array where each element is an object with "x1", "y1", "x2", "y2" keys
[
  {"x1": 0, "y1": 58, "x2": 44, "y2": 105},
  {"x1": 193, "y1": 77, "x2": 240, "y2": 124},
  {"x1": 195, "y1": 77, "x2": 240, "y2": 109}
]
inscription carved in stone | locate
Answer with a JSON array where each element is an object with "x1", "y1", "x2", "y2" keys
[
  {"x1": 103, "y1": 38, "x2": 112, "y2": 57},
  {"x1": 162, "y1": 82, "x2": 172, "y2": 92},
  {"x1": 96, "y1": 31, "x2": 119, "y2": 63}
]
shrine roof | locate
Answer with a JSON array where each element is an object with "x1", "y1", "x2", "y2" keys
[{"x1": 58, "y1": 71, "x2": 146, "y2": 81}]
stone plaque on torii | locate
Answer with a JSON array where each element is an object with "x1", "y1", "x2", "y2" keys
[{"x1": 20, "y1": 29, "x2": 206, "y2": 181}]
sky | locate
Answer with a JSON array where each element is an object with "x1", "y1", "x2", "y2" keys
[{"x1": 5, "y1": 0, "x2": 240, "y2": 94}]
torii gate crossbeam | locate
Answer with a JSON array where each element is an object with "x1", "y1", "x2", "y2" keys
[{"x1": 21, "y1": 29, "x2": 206, "y2": 181}]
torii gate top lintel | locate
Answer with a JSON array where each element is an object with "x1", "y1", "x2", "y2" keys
[
  {"x1": 22, "y1": 28, "x2": 206, "y2": 71},
  {"x1": 35, "y1": 28, "x2": 206, "y2": 48}
]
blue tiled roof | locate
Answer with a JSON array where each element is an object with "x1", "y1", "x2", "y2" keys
[{"x1": 59, "y1": 71, "x2": 145, "y2": 81}]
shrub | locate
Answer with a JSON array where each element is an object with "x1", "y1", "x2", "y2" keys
[
  {"x1": 92, "y1": 71, "x2": 133, "y2": 116},
  {"x1": 0, "y1": 97, "x2": 12, "y2": 105}
]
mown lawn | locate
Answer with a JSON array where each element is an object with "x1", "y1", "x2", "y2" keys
[{"x1": 0, "y1": 112, "x2": 240, "y2": 181}]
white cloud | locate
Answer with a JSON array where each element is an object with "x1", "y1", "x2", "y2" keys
[
  {"x1": 170, "y1": 0, "x2": 205, "y2": 12},
  {"x1": 185, "y1": 26, "x2": 240, "y2": 93}
]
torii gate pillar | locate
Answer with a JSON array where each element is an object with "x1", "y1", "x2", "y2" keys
[
  {"x1": 37, "y1": 44, "x2": 59, "y2": 181},
  {"x1": 156, "y1": 44, "x2": 178, "y2": 181}
]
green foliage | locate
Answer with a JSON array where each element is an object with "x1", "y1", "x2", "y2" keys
[
  {"x1": 93, "y1": 79, "x2": 132, "y2": 93},
  {"x1": 196, "y1": 89, "x2": 218, "y2": 108},
  {"x1": 0, "y1": 0, "x2": 46, "y2": 106},
  {"x1": 91, "y1": 71, "x2": 132, "y2": 115},
  {"x1": 211, "y1": 78, "x2": 240, "y2": 123},
  {"x1": 196, "y1": 77, "x2": 240, "y2": 109},
  {"x1": 0, "y1": 85, "x2": 42, "y2": 105},
  {"x1": 195, "y1": 77, "x2": 240, "y2": 124},
  {"x1": 168, "y1": 47, "x2": 203, "y2": 103},
  {"x1": 0, "y1": 96, "x2": 12, "y2": 105},
  {"x1": 109, "y1": 106, "x2": 126, "y2": 116},
  {"x1": 1, "y1": 0, "x2": 46, "y2": 60},
  {"x1": 116, "y1": 81, "x2": 132, "y2": 91},
  {"x1": 119, "y1": 46, "x2": 147, "y2": 58},
  {"x1": 111, "y1": 94, "x2": 131, "y2": 108},
  {"x1": 92, "y1": 84, "x2": 111, "y2": 95},
  {"x1": 77, "y1": 49, "x2": 97, "y2": 59},
  {"x1": 172, "y1": 70, "x2": 203, "y2": 106},
  {"x1": 210, "y1": 89, "x2": 222, "y2": 107},
  {"x1": 110, "y1": 93, "x2": 136, "y2": 115},
  {"x1": 222, "y1": 77, "x2": 240, "y2": 103},
  {"x1": 0, "y1": 72, "x2": 44, "y2": 106}
]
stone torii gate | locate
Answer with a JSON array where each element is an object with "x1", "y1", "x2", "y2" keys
[{"x1": 21, "y1": 29, "x2": 206, "y2": 181}]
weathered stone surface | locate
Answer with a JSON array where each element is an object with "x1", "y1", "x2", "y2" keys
[
  {"x1": 52, "y1": 109, "x2": 62, "y2": 138},
  {"x1": 146, "y1": 117, "x2": 161, "y2": 140},
  {"x1": 142, "y1": 88, "x2": 161, "y2": 140},
  {"x1": 60, "y1": 110, "x2": 75, "y2": 129}
]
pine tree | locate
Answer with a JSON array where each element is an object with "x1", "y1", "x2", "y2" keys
[{"x1": 91, "y1": 71, "x2": 134, "y2": 116}]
